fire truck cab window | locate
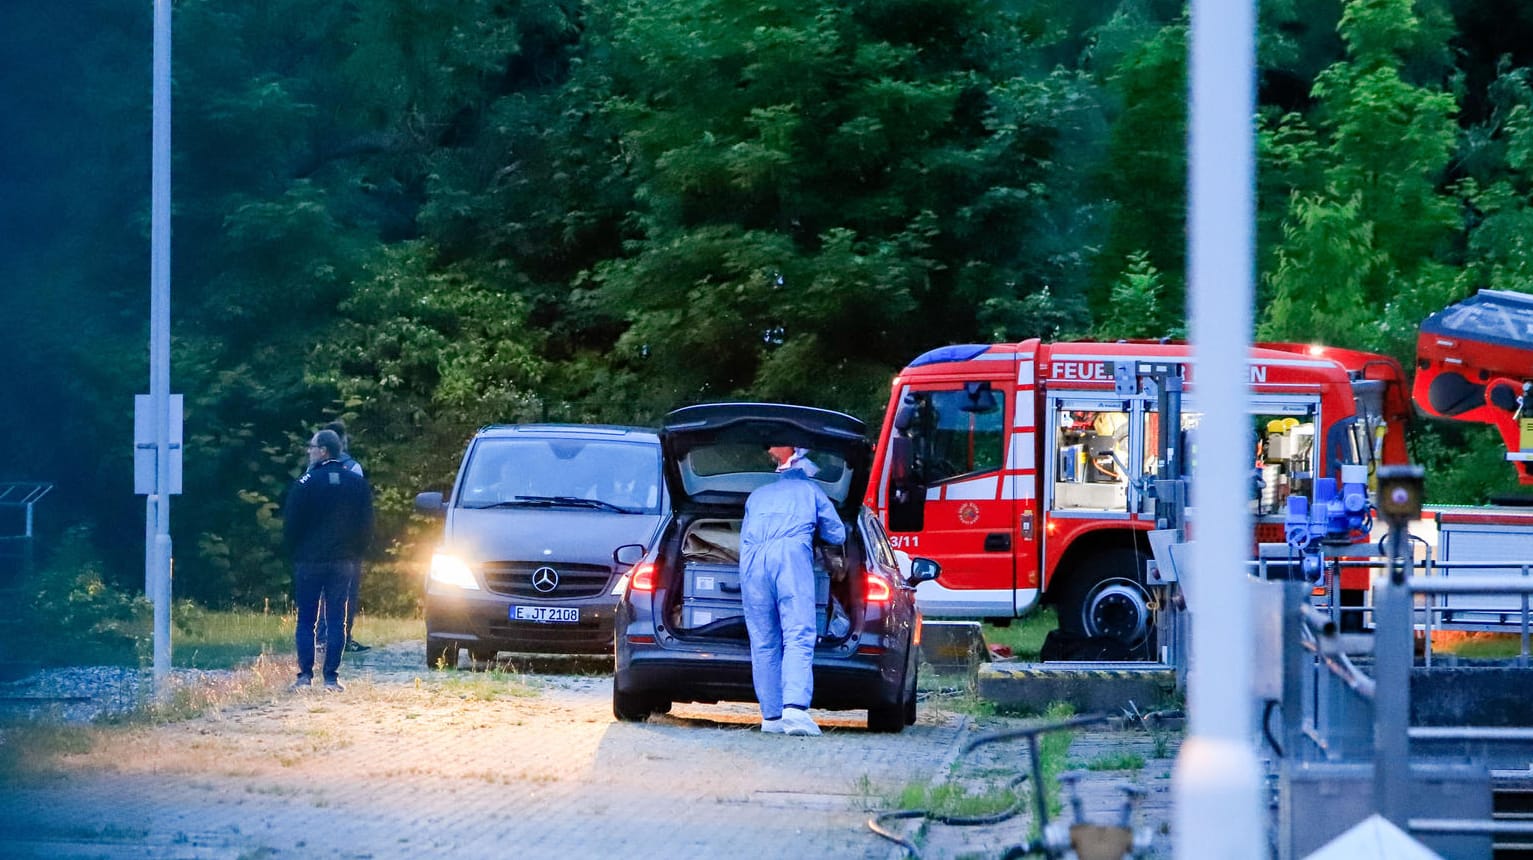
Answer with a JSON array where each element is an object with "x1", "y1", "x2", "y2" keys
[
  {"x1": 907, "y1": 390, "x2": 1005, "y2": 485},
  {"x1": 1055, "y1": 408, "x2": 1131, "y2": 511}
]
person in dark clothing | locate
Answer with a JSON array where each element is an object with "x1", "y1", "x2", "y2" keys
[
  {"x1": 322, "y1": 419, "x2": 364, "y2": 477},
  {"x1": 316, "y1": 419, "x2": 370, "y2": 653},
  {"x1": 285, "y1": 428, "x2": 374, "y2": 691}
]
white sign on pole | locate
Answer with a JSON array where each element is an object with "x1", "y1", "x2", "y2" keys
[{"x1": 133, "y1": 394, "x2": 183, "y2": 495}]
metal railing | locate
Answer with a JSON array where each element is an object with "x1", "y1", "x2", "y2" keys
[
  {"x1": 1252, "y1": 550, "x2": 1533, "y2": 665},
  {"x1": 1272, "y1": 549, "x2": 1533, "y2": 854}
]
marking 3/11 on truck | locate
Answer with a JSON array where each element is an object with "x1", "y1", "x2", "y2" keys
[{"x1": 1047, "y1": 361, "x2": 1270, "y2": 384}]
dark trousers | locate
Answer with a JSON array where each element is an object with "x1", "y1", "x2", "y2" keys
[
  {"x1": 294, "y1": 560, "x2": 353, "y2": 682},
  {"x1": 316, "y1": 561, "x2": 363, "y2": 643}
]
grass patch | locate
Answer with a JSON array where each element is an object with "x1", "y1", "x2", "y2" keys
[
  {"x1": 173, "y1": 609, "x2": 423, "y2": 670},
  {"x1": 981, "y1": 608, "x2": 1057, "y2": 661},
  {"x1": 112, "y1": 653, "x2": 296, "y2": 725},
  {"x1": 894, "y1": 776, "x2": 1023, "y2": 819},
  {"x1": 0, "y1": 721, "x2": 96, "y2": 780},
  {"x1": 1432, "y1": 632, "x2": 1529, "y2": 661},
  {"x1": 436, "y1": 664, "x2": 541, "y2": 701},
  {"x1": 1080, "y1": 750, "x2": 1145, "y2": 771},
  {"x1": 889, "y1": 701, "x2": 1079, "y2": 830},
  {"x1": 0, "y1": 654, "x2": 295, "y2": 781}
]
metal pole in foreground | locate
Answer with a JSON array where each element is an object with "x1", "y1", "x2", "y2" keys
[
  {"x1": 148, "y1": 0, "x2": 174, "y2": 695},
  {"x1": 1173, "y1": 0, "x2": 1263, "y2": 856}
]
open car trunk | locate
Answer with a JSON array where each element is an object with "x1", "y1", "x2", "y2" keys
[{"x1": 663, "y1": 513, "x2": 860, "y2": 645}]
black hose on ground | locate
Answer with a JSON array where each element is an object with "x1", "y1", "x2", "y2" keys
[
  {"x1": 867, "y1": 713, "x2": 1116, "y2": 858},
  {"x1": 866, "y1": 771, "x2": 1032, "y2": 859},
  {"x1": 866, "y1": 809, "x2": 926, "y2": 859}
]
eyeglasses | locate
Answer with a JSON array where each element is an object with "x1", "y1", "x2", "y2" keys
[{"x1": 307, "y1": 444, "x2": 323, "y2": 450}]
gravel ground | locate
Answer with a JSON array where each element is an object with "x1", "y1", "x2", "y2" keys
[
  {"x1": 0, "y1": 665, "x2": 238, "y2": 724},
  {"x1": 0, "y1": 642, "x2": 1179, "y2": 859}
]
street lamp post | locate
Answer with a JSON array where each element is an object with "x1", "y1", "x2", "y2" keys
[{"x1": 144, "y1": 0, "x2": 177, "y2": 696}]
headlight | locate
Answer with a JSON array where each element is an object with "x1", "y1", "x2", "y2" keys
[{"x1": 428, "y1": 553, "x2": 480, "y2": 590}]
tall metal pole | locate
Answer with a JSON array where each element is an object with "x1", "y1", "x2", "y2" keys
[
  {"x1": 1173, "y1": 0, "x2": 1263, "y2": 856},
  {"x1": 1373, "y1": 525, "x2": 1413, "y2": 826},
  {"x1": 148, "y1": 0, "x2": 174, "y2": 695}
]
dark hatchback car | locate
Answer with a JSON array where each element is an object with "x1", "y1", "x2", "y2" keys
[
  {"x1": 415, "y1": 424, "x2": 666, "y2": 666},
  {"x1": 612, "y1": 403, "x2": 940, "y2": 732}
]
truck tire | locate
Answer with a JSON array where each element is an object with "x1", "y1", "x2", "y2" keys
[{"x1": 1057, "y1": 548, "x2": 1154, "y2": 655}]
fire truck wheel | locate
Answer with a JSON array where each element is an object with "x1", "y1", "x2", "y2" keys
[{"x1": 1060, "y1": 549, "x2": 1154, "y2": 651}]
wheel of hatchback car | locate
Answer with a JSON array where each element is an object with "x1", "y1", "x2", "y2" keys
[
  {"x1": 867, "y1": 701, "x2": 905, "y2": 733},
  {"x1": 869, "y1": 648, "x2": 920, "y2": 733},
  {"x1": 613, "y1": 686, "x2": 661, "y2": 722},
  {"x1": 867, "y1": 670, "x2": 910, "y2": 734},
  {"x1": 903, "y1": 663, "x2": 919, "y2": 726},
  {"x1": 425, "y1": 639, "x2": 460, "y2": 670}
]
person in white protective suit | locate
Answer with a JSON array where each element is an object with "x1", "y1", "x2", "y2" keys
[{"x1": 739, "y1": 445, "x2": 846, "y2": 736}]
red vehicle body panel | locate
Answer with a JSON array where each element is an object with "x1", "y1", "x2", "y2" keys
[
  {"x1": 1414, "y1": 289, "x2": 1533, "y2": 485},
  {"x1": 865, "y1": 339, "x2": 1377, "y2": 618}
]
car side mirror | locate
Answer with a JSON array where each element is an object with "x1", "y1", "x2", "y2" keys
[
  {"x1": 907, "y1": 557, "x2": 940, "y2": 585},
  {"x1": 414, "y1": 491, "x2": 446, "y2": 516},
  {"x1": 613, "y1": 544, "x2": 646, "y2": 566}
]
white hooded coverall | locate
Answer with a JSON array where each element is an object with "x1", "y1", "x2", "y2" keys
[{"x1": 738, "y1": 461, "x2": 846, "y2": 719}]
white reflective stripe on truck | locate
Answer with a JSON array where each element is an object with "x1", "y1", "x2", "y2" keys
[
  {"x1": 915, "y1": 583, "x2": 1040, "y2": 618},
  {"x1": 1006, "y1": 432, "x2": 1035, "y2": 471}
]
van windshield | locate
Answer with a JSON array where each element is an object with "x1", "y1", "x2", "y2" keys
[{"x1": 457, "y1": 438, "x2": 663, "y2": 514}]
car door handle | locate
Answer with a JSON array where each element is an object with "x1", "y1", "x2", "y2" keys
[{"x1": 984, "y1": 532, "x2": 1011, "y2": 552}]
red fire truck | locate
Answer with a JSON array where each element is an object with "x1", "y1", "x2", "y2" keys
[{"x1": 865, "y1": 339, "x2": 1403, "y2": 651}]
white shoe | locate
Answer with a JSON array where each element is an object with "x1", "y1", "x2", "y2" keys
[
  {"x1": 761, "y1": 718, "x2": 787, "y2": 734},
  {"x1": 781, "y1": 708, "x2": 821, "y2": 736}
]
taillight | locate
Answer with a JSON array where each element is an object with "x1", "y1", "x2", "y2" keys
[
  {"x1": 630, "y1": 562, "x2": 656, "y2": 592},
  {"x1": 865, "y1": 572, "x2": 893, "y2": 603}
]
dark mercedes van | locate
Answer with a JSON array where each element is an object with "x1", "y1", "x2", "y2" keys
[{"x1": 414, "y1": 424, "x2": 665, "y2": 666}]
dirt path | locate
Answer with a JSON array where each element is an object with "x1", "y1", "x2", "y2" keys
[{"x1": 0, "y1": 642, "x2": 1176, "y2": 859}]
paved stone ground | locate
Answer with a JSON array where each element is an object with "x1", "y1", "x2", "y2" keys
[{"x1": 0, "y1": 642, "x2": 1180, "y2": 859}]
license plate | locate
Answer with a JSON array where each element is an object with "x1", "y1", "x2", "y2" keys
[{"x1": 512, "y1": 605, "x2": 578, "y2": 623}]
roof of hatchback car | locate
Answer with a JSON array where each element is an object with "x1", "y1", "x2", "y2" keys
[{"x1": 475, "y1": 423, "x2": 659, "y2": 440}]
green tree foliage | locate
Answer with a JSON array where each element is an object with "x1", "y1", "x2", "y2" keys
[
  {"x1": 1459, "y1": 64, "x2": 1533, "y2": 294},
  {"x1": 1095, "y1": 251, "x2": 1171, "y2": 341},
  {"x1": 1093, "y1": 20, "x2": 1186, "y2": 327},
  {"x1": 584, "y1": 0, "x2": 1108, "y2": 420},
  {"x1": 307, "y1": 243, "x2": 549, "y2": 590},
  {"x1": 16, "y1": 0, "x2": 1533, "y2": 610},
  {"x1": 1259, "y1": 0, "x2": 1461, "y2": 361}
]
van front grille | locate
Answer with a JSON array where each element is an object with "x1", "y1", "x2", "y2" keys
[{"x1": 480, "y1": 562, "x2": 614, "y2": 598}]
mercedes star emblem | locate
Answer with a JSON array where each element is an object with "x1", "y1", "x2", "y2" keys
[{"x1": 531, "y1": 566, "x2": 560, "y2": 593}]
